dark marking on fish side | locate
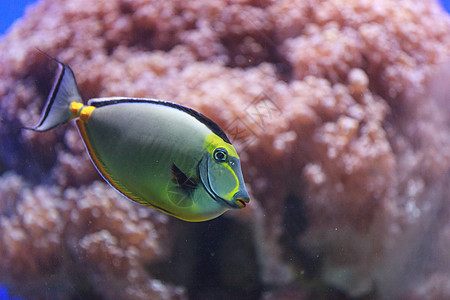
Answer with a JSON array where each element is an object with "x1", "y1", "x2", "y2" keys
[{"x1": 170, "y1": 163, "x2": 198, "y2": 195}]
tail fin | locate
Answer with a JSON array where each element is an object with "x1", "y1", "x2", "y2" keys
[{"x1": 27, "y1": 53, "x2": 82, "y2": 132}]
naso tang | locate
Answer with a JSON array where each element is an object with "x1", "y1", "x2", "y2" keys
[{"x1": 28, "y1": 55, "x2": 250, "y2": 222}]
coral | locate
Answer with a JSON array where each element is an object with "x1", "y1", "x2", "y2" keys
[
  {"x1": 0, "y1": 0, "x2": 449, "y2": 299},
  {"x1": 0, "y1": 172, "x2": 183, "y2": 299}
]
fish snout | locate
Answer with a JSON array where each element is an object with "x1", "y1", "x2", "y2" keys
[{"x1": 234, "y1": 191, "x2": 250, "y2": 209}]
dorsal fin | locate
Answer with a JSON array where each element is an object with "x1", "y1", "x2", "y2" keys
[{"x1": 88, "y1": 97, "x2": 232, "y2": 144}]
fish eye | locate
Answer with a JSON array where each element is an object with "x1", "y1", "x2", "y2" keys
[{"x1": 213, "y1": 148, "x2": 227, "y2": 162}]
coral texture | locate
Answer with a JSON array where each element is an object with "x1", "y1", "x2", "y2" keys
[
  {"x1": 0, "y1": 0, "x2": 449, "y2": 299},
  {"x1": 0, "y1": 173, "x2": 183, "y2": 299}
]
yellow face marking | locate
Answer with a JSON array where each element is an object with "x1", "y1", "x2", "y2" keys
[
  {"x1": 204, "y1": 133, "x2": 239, "y2": 159},
  {"x1": 223, "y1": 162, "x2": 240, "y2": 199},
  {"x1": 204, "y1": 133, "x2": 241, "y2": 200}
]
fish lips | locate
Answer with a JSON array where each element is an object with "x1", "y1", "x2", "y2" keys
[
  {"x1": 198, "y1": 153, "x2": 249, "y2": 209},
  {"x1": 234, "y1": 192, "x2": 250, "y2": 208}
]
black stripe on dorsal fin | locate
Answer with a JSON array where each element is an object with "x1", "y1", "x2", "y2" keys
[{"x1": 88, "y1": 97, "x2": 232, "y2": 144}]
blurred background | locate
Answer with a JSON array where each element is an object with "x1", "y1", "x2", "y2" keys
[
  {"x1": 1, "y1": 0, "x2": 450, "y2": 35},
  {"x1": 0, "y1": 0, "x2": 449, "y2": 300}
]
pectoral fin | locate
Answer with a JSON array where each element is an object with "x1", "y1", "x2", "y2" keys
[
  {"x1": 168, "y1": 163, "x2": 197, "y2": 208},
  {"x1": 170, "y1": 163, "x2": 198, "y2": 193}
]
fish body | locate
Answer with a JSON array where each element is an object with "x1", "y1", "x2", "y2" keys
[{"x1": 29, "y1": 55, "x2": 249, "y2": 222}]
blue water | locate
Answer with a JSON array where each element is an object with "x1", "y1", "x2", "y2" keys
[
  {"x1": 443, "y1": 0, "x2": 450, "y2": 12},
  {"x1": 0, "y1": 285, "x2": 20, "y2": 300},
  {"x1": 0, "y1": 0, "x2": 38, "y2": 35}
]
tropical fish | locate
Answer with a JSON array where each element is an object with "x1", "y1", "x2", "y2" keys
[{"x1": 28, "y1": 54, "x2": 250, "y2": 222}]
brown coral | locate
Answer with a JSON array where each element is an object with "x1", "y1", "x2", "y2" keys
[
  {"x1": 0, "y1": 0, "x2": 449, "y2": 299},
  {"x1": 0, "y1": 174, "x2": 183, "y2": 299}
]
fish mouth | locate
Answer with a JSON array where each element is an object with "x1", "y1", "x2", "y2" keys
[{"x1": 235, "y1": 197, "x2": 249, "y2": 209}]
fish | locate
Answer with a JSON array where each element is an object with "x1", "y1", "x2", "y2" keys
[{"x1": 27, "y1": 54, "x2": 250, "y2": 222}]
